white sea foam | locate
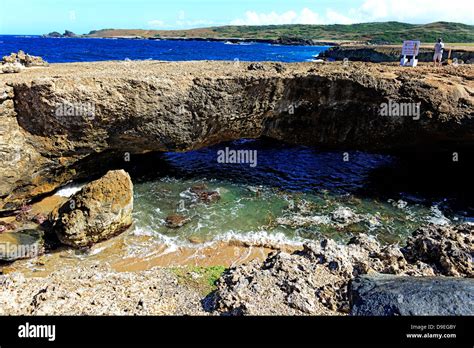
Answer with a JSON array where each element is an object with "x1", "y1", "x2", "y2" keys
[
  {"x1": 130, "y1": 225, "x2": 305, "y2": 250},
  {"x1": 55, "y1": 184, "x2": 83, "y2": 197},
  {"x1": 213, "y1": 230, "x2": 305, "y2": 247},
  {"x1": 427, "y1": 205, "x2": 451, "y2": 225}
]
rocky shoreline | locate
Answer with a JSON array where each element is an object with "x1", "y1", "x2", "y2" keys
[
  {"x1": 0, "y1": 223, "x2": 472, "y2": 316},
  {"x1": 212, "y1": 224, "x2": 473, "y2": 315},
  {"x1": 320, "y1": 45, "x2": 474, "y2": 64}
]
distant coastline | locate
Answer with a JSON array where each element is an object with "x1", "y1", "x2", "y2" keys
[{"x1": 42, "y1": 21, "x2": 474, "y2": 47}]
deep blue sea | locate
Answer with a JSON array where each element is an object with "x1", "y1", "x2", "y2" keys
[{"x1": 0, "y1": 35, "x2": 329, "y2": 63}]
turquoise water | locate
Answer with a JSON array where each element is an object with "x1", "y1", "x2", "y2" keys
[{"x1": 128, "y1": 139, "x2": 467, "y2": 246}]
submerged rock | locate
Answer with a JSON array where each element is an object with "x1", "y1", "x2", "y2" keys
[
  {"x1": 165, "y1": 214, "x2": 191, "y2": 229},
  {"x1": 350, "y1": 274, "x2": 474, "y2": 316},
  {"x1": 190, "y1": 185, "x2": 221, "y2": 204},
  {"x1": 190, "y1": 183, "x2": 208, "y2": 193},
  {"x1": 52, "y1": 170, "x2": 133, "y2": 248}
]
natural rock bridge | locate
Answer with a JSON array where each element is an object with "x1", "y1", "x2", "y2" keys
[{"x1": 0, "y1": 61, "x2": 473, "y2": 211}]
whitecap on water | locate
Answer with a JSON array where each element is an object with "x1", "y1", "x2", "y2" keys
[
  {"x1": 427, "y1": 205, "x2": 451, "y2": 225},
  {"x1": 213, "y1": 229, "x2": 305, "y2": 247}
]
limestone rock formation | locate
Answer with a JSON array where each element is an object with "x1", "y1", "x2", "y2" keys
[
  {"x1": 402, "y1": 224, "x2": 473, "y2": 277},
  {"x1": 213, "y1": 224, "x2": 473, "y2": 315},
  {"x1": 1, "y1": 62, "x2": 24, "y2": 74},
  {"x1": 52, "y1": 170, "x2": 133, "y2": 248},
  {"x1": 0, "y1": 61, "x2": 472, "y2": 211},
  {"x1": 2, "y1": 50, "x2": 48, "y2": 67}
]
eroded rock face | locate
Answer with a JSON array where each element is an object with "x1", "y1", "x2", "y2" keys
[
  {"x1": 52, "y1": 170, "x2": 133, "y2": 248},
  {"x1": 0, "y1": 61, "x2": 473, "y2": 211},
  {"x1": 213, "y1": 224, "x2": 473, "y2": 316},
  {"x1": 402, "y1": 224, "x2": 473, "y2": 277},
  {"x1": 2, "y1": 51, "x2": 48, "y2": 67}
]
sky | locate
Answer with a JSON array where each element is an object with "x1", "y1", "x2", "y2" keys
[{"x1": 1, "y1": 0, "x2": 473, "y2": 35}]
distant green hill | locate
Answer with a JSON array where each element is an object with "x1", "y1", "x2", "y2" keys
[
  {"x1": 86, "y1": 22, "x2": 474, "y2": 44},
  {"x1": 210, "y1": 22, "x2": 474, "y2": 43}
]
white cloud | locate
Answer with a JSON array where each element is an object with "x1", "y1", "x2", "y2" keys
[
  {"x1": 230, "y1": 8, "x2": 358, "y2": 25},
  {"x1": 325, "y1": 10, "x2": 355, "y2": 25},
  {"x1": 176, "y1": 19, "x2": 214, "y2": 27},
  {"x1": 231, "y1": 10, "x2": 298, "y2": 25},
  {"x1": 354, "y1": 0, "x2": 474, "y2": 23},
  {"x1": 299, "y1": 8, "x2": 322, "y2": 24},
  {"x1": 231, "y1": 1, "x2": 474, "y2": 26},
  {"x1": 147, "y1": 20, "x2": 166, "y2": 28},
  {"x1": 231, "y1": 9, "x2": 315, "y2": 25},
  {"x1": 148, "y1": 11, "x2": 214, "y2": 29}
]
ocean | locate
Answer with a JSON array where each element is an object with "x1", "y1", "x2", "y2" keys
[{"x1": 0, "y1": 36, "x2": 329, "y2": 63}]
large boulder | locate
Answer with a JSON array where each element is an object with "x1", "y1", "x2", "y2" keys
[
  {"x1": 350, "y1": 274, "x2": 474, "y2": 316},
  {"x1": 52, "y1": 170, "x2": 133, "y2": 248}
]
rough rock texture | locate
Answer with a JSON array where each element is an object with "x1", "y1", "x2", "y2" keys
[
  {"x1": 2, "y1": 62, "x2": 24, "y2": 74},
  {"x1": 213, "y1": 224, "x2": 473, "y2": 316},
  {"x1": 0, "y1": 224, "x2": 471, "y2": 315},
  {"x1": 2, "y1": 50, "x2": 48, "y2": 67},
  {"x1": 402, "y1": 224, "x2": 473, "y2": 277},
  {"x1": 165, "y1": 214, "x2": 191, "y2": 229},
  {"x1": 350, "y1": 274, "x2": 474, "y2": 316},
  {"x1": 52, "y1": 170, "x2": 133, "y2": 248},
  {"x1": 0, "y1": 265, "x2": 207, "y2": 315},
  {"x1": 0, "y1": 61, "x2": 472, "y2": 211}
]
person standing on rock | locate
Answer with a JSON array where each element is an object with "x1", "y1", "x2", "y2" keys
[{"x1": 433, "y1": 38, "x2": 444, "y2": 67}]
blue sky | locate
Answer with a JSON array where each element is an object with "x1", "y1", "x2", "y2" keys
[{"x1": 1, "y1": 0, "x2": 473, "y2": 35}]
